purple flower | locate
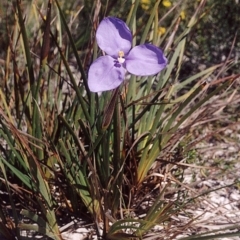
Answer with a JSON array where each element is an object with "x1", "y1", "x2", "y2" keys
[{"x1": 88, "y1": 17, "x2": 168, "y2": 92}]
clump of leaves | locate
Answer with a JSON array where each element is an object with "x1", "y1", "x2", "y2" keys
[{"x1": 0, "y1": 0, "x2": 239, "y2": 239}]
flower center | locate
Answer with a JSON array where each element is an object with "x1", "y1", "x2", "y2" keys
[{"x1": 117, "y1": 51, "x2": 125, "y2": 64}]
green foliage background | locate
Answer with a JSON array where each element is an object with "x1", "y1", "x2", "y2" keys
[{"x1": 181, "y1": 0, "x2": 240, "y2": 77}]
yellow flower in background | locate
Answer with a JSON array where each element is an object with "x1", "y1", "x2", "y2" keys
[
  {"x1": 162, "y1": 0, "x2": 172, "y2": 8},
  {"x1": 141, "y1": 0, "x2": 151, "y2": 10},
  {"x1": 141, "y1": 0, "x2": 151, "y2": 4},
  {"x1": 180, "y1": 11, "x2": 186, "y2": 20},
  {"x1": 158, "y1": 27, "x2": 166, "y2": 36}
]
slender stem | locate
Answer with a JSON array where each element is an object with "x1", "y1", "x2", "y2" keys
[{"x1": 102, "y1": 87, "x2": 120, "y2": 130}]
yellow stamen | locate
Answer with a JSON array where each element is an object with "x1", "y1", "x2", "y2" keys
[
  {"x1": 118, "y1": 51, "x2": 124, "y2": 58},
  {"x1": 118, "y1": 51, "x2": 125, "y2": 64}
]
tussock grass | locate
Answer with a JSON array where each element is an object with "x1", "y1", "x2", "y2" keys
[{"x1": 0, "y1": 0, "x2": 239, "y2": 239}]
